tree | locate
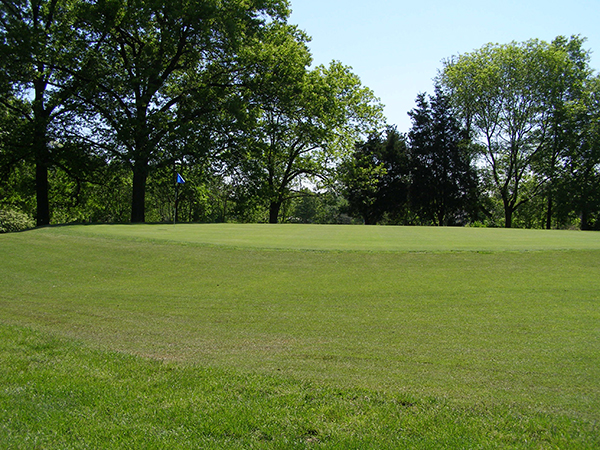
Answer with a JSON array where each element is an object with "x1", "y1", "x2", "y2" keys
[
  {"x1": 407, "y1": 88, "x2": 479, "y2": 226},
  {"x1": 78, "y1": 0, "x2": 289, "y2": 223},
  {"x1": 341, "y1": 127, "x2": 409, "y2": 224},
  {"x1": 535, "y1": 36, "x2": 592, "y2": 229},
  {"x1": 559, "y1": 74, "x2": 600, "y2": 229},
  {"x1": 0, "y1": 0, "x2": 88, "y2": 225},
  {"x1": 440, "y1": 39, "x2": 578, "y2": 227},
  {"x1": 231, "y1": 24, "x2": 384, "y2": 223}
]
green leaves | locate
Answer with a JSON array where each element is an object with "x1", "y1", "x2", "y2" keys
[
  {"x1": 440, "y1": 37, "x2": 595, "y2": 227},
  {"x1": 229, "y1": 25, "x2": 384, "y2": 222},
  {"x1": 340, "y1": 128, "x2": 409, "y2": 224},
  {"x1": 76, "y1": 0, "x2": 291, "y2": 222}
]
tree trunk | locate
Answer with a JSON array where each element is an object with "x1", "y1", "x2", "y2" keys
[
  {"x1": 436, "y1": 204, "x2": 446, "y2": 227},
  {"x1": 581, "y1": 208, "x2": 590, "y2": 231},
  {"x1": 174, "y1": 185, "x2": 180, "y2": 224},
  {"x1": 131, "y1": 160, "x2": 149, "y2": 223},
  {"x1": 35, "y1": 153, "x2": 50, "y2": 226},
  {"x1": 269, "y1": 201, "x2": 281, "y2": 224},
  {"x1": 504, "y1": 202, "x2": 513, "y2": 228},
  {"x1": 33, "y1": 81, "x2": 51, "y2": 226},
  {"x1": 545, "y1": 194, "x2": 553, "y2": 230}
]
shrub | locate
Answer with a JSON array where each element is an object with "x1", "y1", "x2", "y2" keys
[{"x1": 0, "y1": 208, "x2": 36, "y2": 233}]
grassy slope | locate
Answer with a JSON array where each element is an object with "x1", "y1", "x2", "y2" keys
[
  {"x1": 1, "y1": 224, "x2": 599, "y2": 448},
  {"x1": 2, "y1": 324, "x2": 596, "y2": 449}
]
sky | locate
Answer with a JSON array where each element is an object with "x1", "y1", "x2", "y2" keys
[{"x1": 289, "y1": 0, "x2": 600, "y2": 133}]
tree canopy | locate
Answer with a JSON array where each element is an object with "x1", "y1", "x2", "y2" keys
[
  {"x1": 0, "y1": 0, "x2": 90, "y2": 225},
  {"x1": 439, "y1": 37, "x2": 595, "y2": 228},
  {"x1": 1, "y1": 9, "x2": 598, "y2": 231},
  {"x1": 340, "y1": 127, "x2": 408, "y2": 225},
  {"x1": 233, "y1": 43, "x2": 384, "y2": 222},
  {"x1": 407, "y1": 88, "x2": 478, "y2": 226},
  {"x1": 75, "y1": 0, "x2": 291, "y2": 223}
]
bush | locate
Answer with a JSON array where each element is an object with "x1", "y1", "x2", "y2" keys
[
  {"x1": 466, "y1": 220, "x2": 487, "y2": 228},
  {"x1": 0, "y1": 209, "x2": 36, "y2": 233}
]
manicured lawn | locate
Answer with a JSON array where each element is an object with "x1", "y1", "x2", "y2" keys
[
  {"x1": 47, "y1": 222, "x2": 600, "y2": 251},
  {"x1": 1, "y1": 224, "x2": 599, "y2": 448}
]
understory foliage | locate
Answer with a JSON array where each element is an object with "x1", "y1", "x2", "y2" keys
[
  {"x1": 0, "y1": 0, "x2": 598, "y2": 228},
  {"x1": 0, "y1": 208, "x2": 35, "y2": 232}
]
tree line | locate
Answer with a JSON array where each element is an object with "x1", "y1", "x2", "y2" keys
[
  {"x1": 344, "y1": 36, "x2": 600, "y2": 229},
  {"x1": 1, "y1": 1, "x2": 599, "y2": 229}
]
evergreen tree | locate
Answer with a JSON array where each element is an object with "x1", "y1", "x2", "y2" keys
[
  {"x1": 341, "y1": 127, "x2": 409, "y2": 224},
  {"x1": 407, "y1": 88, "x2": 479, "y2": 225}
]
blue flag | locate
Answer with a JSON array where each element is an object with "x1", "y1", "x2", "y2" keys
[{"x1": 176, "y1": 173, "x2": 185, "y2": 184}]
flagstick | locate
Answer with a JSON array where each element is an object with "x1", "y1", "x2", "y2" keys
[
  {"x1": 173, "y1": 162, "x2": 177, "y2": 225},
  {"x1": 174, "y1": 181, "x2": 178, "y2": 224},
  {"x1": 174, "y1": 171, "x2": 184, "y2": 224}
]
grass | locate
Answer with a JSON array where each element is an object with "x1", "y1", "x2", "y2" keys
[
  {"x1": 47, "y1": 222, "x2": 600, "y2": 251},
  {"x1": 1, "y1": 324, "x2": 596, "y2": 449},
  {"x1": 1, "y1": 224, "x2": 599, "y2": 448}
]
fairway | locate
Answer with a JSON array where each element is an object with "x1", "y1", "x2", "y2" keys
[{"x1": 1, "y1": 224, "x2": 599, "y2": 448}]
